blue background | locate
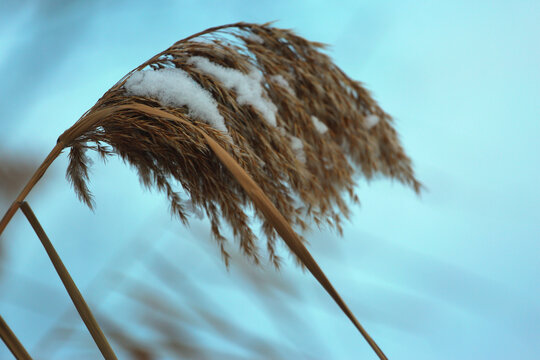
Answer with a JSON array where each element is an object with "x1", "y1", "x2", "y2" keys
[{"x1": 0, "y1": 1, "x2": 539, "y2": 359}]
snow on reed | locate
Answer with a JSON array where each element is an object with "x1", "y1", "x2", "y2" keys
[
  {"x1": 124, "y1": 68, "x2": 228, "y2": 134},
  {"x1": 277, "y1": 127, "x2": 305, "y2": 163},
  {"x1": 365, "y1": 114, "x2": 380, "y2": 129},
  {"x1": 188, "y1": 56, "x2": 278, "y2": 127},
  {"x1": 289, "y1": 135, "x2": 306, "y2": 163},
  {"x1": 270, "y1": 74, "x2": 295, "y2": 95},
  {"x1": 247, "y1": 33, "x2": 264, "y2": 44},
  {"x1": 310, "y1": 116, "x2": 328, "y2": 134}
]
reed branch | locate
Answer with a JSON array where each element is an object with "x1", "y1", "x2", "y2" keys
[
  {"x1": 123, "y1": 103, "x2": 388, "y2": 359},
  {"x1": 0, "y1": 142, "x2": 64, "y2": 238},
  {"x1": 0, "y1": 314, "x2": 32, "y2": 360},
  {"x1": 18, "y1": 201, "x2": 117, "y2": 360},
  {"x1": 202, "y1": 131, "x2": 388, "y2": 360}
]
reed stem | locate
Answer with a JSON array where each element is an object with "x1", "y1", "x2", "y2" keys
[
  {"x1": 0, "y1": 102, "x2": 387, "y2": 359},
  {"x1": 0, "y1": 142, "x2": 65, "y2": 238},
  {"x1": 0, "y1": 314, "x2": 32, "y2": 360},
  {"x1": 19, "y1": 201, "x2": 117, "y2": 360},
  {"x1": 120, "y1": 104, "x2": 388, "y2": 359},
  {"x1": 201, "y1": 132, "x2": 388, "y2": 360}
]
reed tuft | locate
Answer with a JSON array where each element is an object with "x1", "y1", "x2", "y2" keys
[{"x1": 58, "y1": 22, "x2": 420, "y2": 267}]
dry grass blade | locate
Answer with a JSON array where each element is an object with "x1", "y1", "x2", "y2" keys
[
  {"x1": 201, "y1": 130, "x2": 388, "y2": 358},
  {"x1": 18, "y1": 201, "x2": 117, "y2": 360},
  {"x1": 0, "y1": 143, "x2": 64, "y2": 237},
  {"x1": 0, "y1": 314, "x2": 32, "y2": 360}
]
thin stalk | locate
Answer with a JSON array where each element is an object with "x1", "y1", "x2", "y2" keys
[
  {"x1": 0, "y1": 102, "x2": 387, "y2": 358},
  {"x1": 33, "y1": 214, "x2": 167, "y2": 357},
  {"x1": 201, "y1": 133, "x2": 388, "y2": 360},
  {"x1": 18, "y1": 201, "x2": 117, "y2": 360},
  {"x1": 0, "y1": 142, "x2": 65, "y2": 238},
  {"x1": 0, "y1": 314, "x2": 32, "y2": 360},
  {"x1": 127, "y1": 104, "x2": 388, "y2": 360}
]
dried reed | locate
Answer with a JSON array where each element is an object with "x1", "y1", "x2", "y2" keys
[
  {"x1": 0, "y1": 155, "x2": 42, "y2": 359},
  {"x1": 35, "y1": 224, "x2": 312, "y2": 359},
  {"x1": 0, "y1": 315, "x2": 31, "y2": 360},
  {"x1": 0, "y1": 22, "x2": 420, "y2": 359},
  {"x1": 19, "y1": 201, "x2": 117, "y2": 360}
]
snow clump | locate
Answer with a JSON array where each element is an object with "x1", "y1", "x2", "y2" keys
[
  {"x1": 124, "y1": 67, "x2": 228, "y2": 134},
  {"x1": 270, "y1": 74, "x2": 295, "y2": 96},
  {"x1": 188, "y1": 56, "x2": 278, "y2": 127},
  {"x1": 310, "y1": 116, "x2": 328, "y2": 134},
  {"x1": 365, "y1": 113, "x2": 380, "y2": 129}
]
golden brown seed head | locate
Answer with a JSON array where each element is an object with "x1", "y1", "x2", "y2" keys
[{"x1": 61, "y1": 22, "x2": 421, "y2": 267}]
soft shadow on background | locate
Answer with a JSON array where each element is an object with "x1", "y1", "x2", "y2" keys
[{"x1": 1, "y1": 1, "x2": 539, "y2": 359}]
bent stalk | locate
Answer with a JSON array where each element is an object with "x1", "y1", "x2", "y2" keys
[
  {"x1": 201, "y1": 132, "x2": 388, "y2": 360},
  {"x1": 0, "y1": 314, "x2": 32, "y2": 360},
  {"x1": 0, "y1": 103, "x2": 388, "y2": 359},
  {"x1": 19, "y1": 201, "x2": 117, "y2": 360},
  {"x1": 0, "y1": 142, "x2": 65, "y2": 238},
  {"x1": 129, "y1": 104, "x2": 388, "y2": 360}
]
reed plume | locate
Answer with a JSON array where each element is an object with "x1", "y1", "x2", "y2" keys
[
  {"x1": 61, "y1": 22, "x2": 420, "y2": 265},
  {"x1": 0, "y1": 22, "x2": 420, "y2": 359}
]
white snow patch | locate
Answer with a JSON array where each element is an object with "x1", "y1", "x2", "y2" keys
[
  {"x1": 188, "y1": 56, "x2": 278, "y2": 127},
  {"x1": 247, "y1": 33, "x2": 264, "y2": 44},
  {"x1": 365, "y1": 114, "x2": 380, "y2": 129},
  {"x1": 270, "y1": 74, "x2": 295, "y2": 95},
  {"x1": 158, "y1": 54, "x2": 174, "y2": 62},
  {"x1": 277, "y1": 127, "x2": 306, "y2": 163},
  {"x1": 124, "y1": 68, "x2": 228, "y2": 134},
  {"x1": 311, "y1": 116, "x2": 328, "y2": 134},
  {"x1": 289, "y1": 135, "x2": 306, "y2": 163}
]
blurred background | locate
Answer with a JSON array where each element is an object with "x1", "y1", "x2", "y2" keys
[{"x1": 1, "y1": 0, "x2": 539, "y2": 359}]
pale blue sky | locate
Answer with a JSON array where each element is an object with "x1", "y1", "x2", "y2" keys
[{"x1": 1, "y1": 1, "x2": 539, "y2": 359}]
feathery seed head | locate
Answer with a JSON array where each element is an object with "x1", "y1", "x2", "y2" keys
[{"x1": 58, "y1": 22, "x2": 421, "y2": 267}]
